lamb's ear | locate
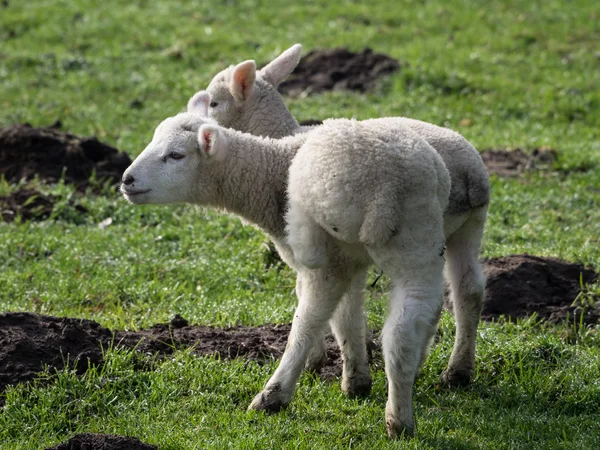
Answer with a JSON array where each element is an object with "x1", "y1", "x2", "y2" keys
[
  {"x1": 198, "y1": 124, "x2": 227, "y2": 160},
  {"x1": 187, "y1": 91, "x2": 210, "y2": 116},
  {"x1": 230, "y1": 60, "x2": 256, "y2": 102},
  {"x1": 260, "y1": 44, "x2": 302, "y2": 87}
]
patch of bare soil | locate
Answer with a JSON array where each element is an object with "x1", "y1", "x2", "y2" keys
[
  {"x1": 298, "y1": 119, "x2": 324, "y2": 127},
  {"x1": 481, "y1": 147, "x2": 557, "y2": 177},
  {"x1": 0, "y1": 313, "x2": 344, "y2": 396},
  {"x1": 0, "y1": 122, "x2": 131, "y2": 189},
  {"x1": 0, "y1": 313, "x2": 112, "y2": 393},
  {"x1": 45, "y1": 433, "x2": 157, "y2": 450},
  {"x1": 113, "y1": 316, "x2": 346, "y2": 381},
  {"x1": 0, "y1": 188, "x2": 55, "y2": 222},
  {"x1": 116, "y1": 317, "x2": 292, "y2": 360},
  {"x1": 0, "y1": 256, "x2": 596, "y2": 396},
  {"x1": 278, "y1": 48, "x2": 400, "y2": 97},
  {"x1": 0, "y1": 187, "x2": 87, "y2": 222},
  {"x1": 482, "y1": 254, "x2": 598, "y2": 323}
]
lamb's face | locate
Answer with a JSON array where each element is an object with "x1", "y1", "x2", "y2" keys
[
  {"x1": 205, "y1": 72, "x2": 281, "y2": 128},
  {"x1": 203, "y1": 45, "x2": 302, "y2": 133},
  {"x1": 204, "y1": 64, "x2": 254, "y2": 128},
  {"x1": 121, "y1": 113, "x2": 216, "y2": 205}
]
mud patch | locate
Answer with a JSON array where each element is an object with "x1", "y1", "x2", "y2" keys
[
  {"x1": 46, "y1": 433, "x2": 157, "y2": 450},
  {"x1": 278, "y1": 48, "x2": 400, "y2": 97},
  {"x1": 0, "y1": 313, "x2": 113, "y2": 394},
  {"x1": 114, "y1": 316, "x2": 346, "y2": 381},
  {"x1": 482, "y1": 254, "x2": 598, "y2": 323},
  {"x1": 0, "y1": 313, "x2": 344, "y2": 395},
  {"x1": 115, "y1": 317, "x2": 292, "y2": 361},
  {"x1": 0, "y1": 123, "x2": 131, "y2": 189},
  {"x1": 299, "y1": 119, "x2": 323, "y2": 127},
  {"x1": 481, "y1": 147, "x2": 557, "y2": 177},
  {"x1": 298, "y1": 119, "x2": 324, "y2": 127},
  {"x1": 0, "y1": 187, "x2": 87, "y2": 222},
  {"x1": 1, "y1": 188, "x2": 56, "y2": 222}
]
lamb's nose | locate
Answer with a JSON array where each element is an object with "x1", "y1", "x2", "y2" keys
[{"x1": 122, "y1": 174, "x2": 135, "y2": 185}]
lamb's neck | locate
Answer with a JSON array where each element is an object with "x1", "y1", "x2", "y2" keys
[
  {"x1": 247, "y1": 94, "x2": 299, "y2": 139},
  {"x1": 212, "y1": 131, "x2": 305, "y2": 238}
]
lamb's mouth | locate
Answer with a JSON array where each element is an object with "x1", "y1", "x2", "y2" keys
[{"x1": 121, "y1": 188, "x2": 151, "y2": 197}]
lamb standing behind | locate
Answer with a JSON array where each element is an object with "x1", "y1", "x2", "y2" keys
[
  {"x1": 121, "y1": 110, "x2": 450, "y2": 438},
  {"x1": 197, "y1": 44, "x2": 490, "y2": 386}
]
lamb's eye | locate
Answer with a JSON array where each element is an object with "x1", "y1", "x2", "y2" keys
[
  {"x1": 209, "y1": 101, "x2": 218, "y2": 108},
  {"x1": 169, "y1": 152, "x2": 185, "y2": 160}
]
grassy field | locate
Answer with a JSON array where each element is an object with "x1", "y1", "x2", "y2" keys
[{"x1": 1, "y1": 0, "x2": 600, "y2": 448}]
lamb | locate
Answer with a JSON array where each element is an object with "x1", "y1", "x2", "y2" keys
[
  {"x1": 195, "y1": 44, "x2": 490, "y2": 387},
  {"x1": 121, "y1": 105, "x2": 451, "y2": 438}
]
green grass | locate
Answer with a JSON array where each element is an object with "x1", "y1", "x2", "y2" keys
[{"x1": 1, "y1": 0, "x2": 599, "y2": 448}]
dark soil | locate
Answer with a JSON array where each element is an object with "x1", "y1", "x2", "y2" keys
[
  {"x1": 114, "y1": 316, "x2": 292, "y2": 360},
  {"x1": 0, "y1": 122, "x2": 131, "y2": 189},
  {"x1": 0, "y1": 255, "x2": 596, "y2": 396},
  {"x1": 0, "y1": 313, "x2": 113, "y2": 393},
  {"x1": 1, "y1": 188, "x2": 56, "y2": 222},
  {"x1": 46, "y1": 433, "x2": 157, "y2": 450},
  {"x1": 0, "y1": 187, "x2": 87, "y2": 222},
  {"x1": 482, "y1": 254, "x2": 598, "y2": 323},
  {"x1": 0, "y1": 313, "x2": 344, "y2": 396},
  {"x1": 481, "y1": 147, "x2": 557, "y2": 177},
  {"x1": 114, "y1": 317, "x2": 346, "y2": 381},
  {"x1": 298, "y1": 119, "x2": 324, "y2": 127},
  {"x1": 278, "y1": 48, "x2": 400, "y2": 97}
]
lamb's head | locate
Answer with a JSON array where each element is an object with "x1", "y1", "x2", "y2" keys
[
  {"x1": 195, "y1": 44, "x2": 302, "y2": 137},
  {"x1": 121, "y1": 107, "x2": 227, "y2": 206}
]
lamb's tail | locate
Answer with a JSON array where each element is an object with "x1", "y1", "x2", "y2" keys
[{"x1": 466, "y1": 153, "x2": 491, "y2": 210}]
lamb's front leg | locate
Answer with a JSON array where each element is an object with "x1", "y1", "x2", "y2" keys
[{"x1": 249, "y1": 268, "x2": 347, "y2": 412}]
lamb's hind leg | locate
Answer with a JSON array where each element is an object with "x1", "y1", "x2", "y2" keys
[
  {"x1": 329, "y1": 270, "x2": 372, "y2": 397},
  {"x1": 249, "y1": 267, "x2": 349, "y2": 412},
  {"x1": 368, "y1": 228, "x2": 446, "y2": 438},
  {"x1": 441, "y1": 207, "x2": 487, "y2": 386}
]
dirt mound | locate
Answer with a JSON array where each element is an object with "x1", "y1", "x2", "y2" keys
[
  {"x1": 0, "y1": 123, "x2": 131, "y2": 188},
  {"x1": 0, "y1": 187, "x2": 87, "y2": 222},
  {"x1": 46, "y1": 433, "x2": 157, "y2": 450},
  {"x1": 278, "y1": 48, "x2": 400, "y2": 97},
  {"x1": 1, "y1": 188, "x2": 56, "y2": 222},
  {"x1": 114, "y1": 316, "x2": 343, "y2": 380},
  {"x1": 298, "y1": 119, "x2": 324, "y2": 127},
  {"x1": 481, "y1": 147, "x2": 557, "y2": 177},
  {"x1": 0, "y1": 313, "x2": 113, "y2": 393},
  {"x1": 482, "y1": 254, "x2": 598, "y2": 323},
  {"x1": 115, "y1": 316, "x2": 291, "y2": 359},
  {"x1": 0, "y1": 313, "x2": 343, "y2": 395}
]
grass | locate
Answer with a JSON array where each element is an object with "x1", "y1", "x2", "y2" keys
[{"x1": 1, "y1": 0, "x2": 599, "y2": 448}]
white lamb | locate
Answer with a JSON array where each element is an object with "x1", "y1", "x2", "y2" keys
[
  {"x1": 195, "y1": 44, "x2": 490, "y2": 387},
  {"x1": 121, "y1": 105, "x2": 451, "y2": 438}
]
